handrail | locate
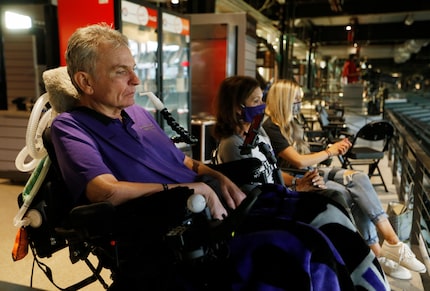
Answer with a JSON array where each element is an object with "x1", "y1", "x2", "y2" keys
[{"x1": 385, "y1": 109, "x2": 430, "y2": 289}]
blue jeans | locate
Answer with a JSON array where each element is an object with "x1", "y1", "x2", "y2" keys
[{"x1": 319, "y1": 167, "x2": 387, "y2": 246}]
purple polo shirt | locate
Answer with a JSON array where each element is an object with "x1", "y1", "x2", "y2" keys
[{"x1": 50, "y1": 104, "x2": 197, "y2": 205}]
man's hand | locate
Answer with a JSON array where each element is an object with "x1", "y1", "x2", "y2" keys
[
  {"x1": 217, "y1": 174, "x2": 247, "y2": 210},
  {"x1": 194, "y1": 182, "x2": 228, "y2": 220},
  {"x1": 183, "y1": 156, "x2": 246, "y2": 213},
  {"x1": 205, "y1": 191, "x2": 229, "y2": 220}
]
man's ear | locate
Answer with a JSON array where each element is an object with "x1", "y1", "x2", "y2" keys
[{"x1": 73, "y1": 72, "x2": 94, "y2": 94}]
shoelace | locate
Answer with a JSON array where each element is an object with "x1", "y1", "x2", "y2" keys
[
  {"x1": 398, "y1": 243, "x2": 416, "y2": 263},
  {"x1": 379, "y1": 257, "x2": 399, "y2": 269}
]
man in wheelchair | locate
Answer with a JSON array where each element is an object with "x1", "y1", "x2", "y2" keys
[
  {"x1": 14, "y1": 23, "x2": 389, "y2": 290},
  {"x1": 48, "y1": 22, "x2": 249, "y2": 289}
]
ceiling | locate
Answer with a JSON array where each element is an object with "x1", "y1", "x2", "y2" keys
[
  {"x1": 242, "y1": 0, "x2": 430, "y2": 74},
  {"x1": 5, "y1": 0, "x2": 430, "y2": 76}
]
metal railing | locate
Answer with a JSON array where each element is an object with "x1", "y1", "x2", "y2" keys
[{"x1": 385, "y1": 102, "x2": 430, "y2": 289}]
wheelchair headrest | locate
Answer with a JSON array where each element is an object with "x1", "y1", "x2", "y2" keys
[{"x1": 42, "y1": 66, "x2": 80, "y2": 113}]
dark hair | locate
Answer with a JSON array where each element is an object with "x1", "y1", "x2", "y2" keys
[{"x1": 213, "y1": 76, "x2": 260, "y2": 140}]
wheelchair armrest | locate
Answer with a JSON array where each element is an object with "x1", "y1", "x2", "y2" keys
[
  {"x1": 66, "y1": 202, "x2": 116, "y2": 239},
  {"x1": 69, "y1": 201, "x2": 114, "y2": 218},
  {"x1": 50, "y1": 202, "x2": 117, "y2": 265},
  {"x1": 70, "y1": 202, "x2": 115, "y2": 226}
]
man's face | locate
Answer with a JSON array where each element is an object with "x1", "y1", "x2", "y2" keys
[{"x1": 88, "y1": 43, "x2": 140, "y2": 110}]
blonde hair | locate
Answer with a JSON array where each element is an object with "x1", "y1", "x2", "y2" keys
[{"x1": 265, "y1": 79, "x2": 310, "y2": 154}]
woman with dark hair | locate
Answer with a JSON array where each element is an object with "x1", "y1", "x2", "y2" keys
[{"x1": 213, "y1": 75, "x2": 324, "y2": 190}]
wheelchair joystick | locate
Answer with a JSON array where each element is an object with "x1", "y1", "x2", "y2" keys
[
  {"x1": 187, "y1": 194, "x2": 206, "y2": 213},
  {"x1": 165, "y1": 194, "x2": 215, "y2": 261}
]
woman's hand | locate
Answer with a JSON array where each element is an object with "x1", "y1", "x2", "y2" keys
[
  {"x1": 296, "y1": 169, "x2": 327, "y2": 191},
  {"x1": 328, "y1": 138, "x2": 352, "y2": 156}
]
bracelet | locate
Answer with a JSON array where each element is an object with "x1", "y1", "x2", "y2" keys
[
  {"x1": 162, "y1": 183, "x2": 169, "y2": 191},
  {"x1": 324, "y1": 149, "x2": 332, "y2": 158},
  {"x1": 291, "y1": 177, "x2": 297, "y2": 191}
]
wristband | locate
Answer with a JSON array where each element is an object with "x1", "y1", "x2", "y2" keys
[
  {"x1": 291, "y1": 177, "x2": 297, "y2": 191},
  {"x1": 324, "y1": 149, "x2": 332, "y2": 158},
  {"x1": 162, "y1": 183, "x2": 169, "y2": 191}
]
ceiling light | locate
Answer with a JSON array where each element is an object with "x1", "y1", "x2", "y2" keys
[{"x1": 5, "y1": 11, "x2": 32, "y2": 29}]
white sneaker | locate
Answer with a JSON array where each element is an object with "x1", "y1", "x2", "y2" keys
[
  {"x1": 381, "y1": 241, "x2": 427, "y2": 273},
  {"x1": 378, "y1": 257, "x2": 412, "y2": 280}
]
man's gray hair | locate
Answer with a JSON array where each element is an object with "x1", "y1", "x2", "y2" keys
[{"x1": 65, "y1": 23, "x2": 129, "y2": 93}]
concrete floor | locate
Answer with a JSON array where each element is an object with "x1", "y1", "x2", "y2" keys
[{"x1": 0, "y1": 106, "x2": 427, "y2": 290}]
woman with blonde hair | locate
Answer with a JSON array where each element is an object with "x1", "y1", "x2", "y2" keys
[{"x1": 263, "y1": 79, "x2": 426, "y2": 280}]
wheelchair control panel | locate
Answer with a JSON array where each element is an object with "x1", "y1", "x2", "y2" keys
[{"x1": 165, "y1": 187, "x2": 262, "y2": 263}]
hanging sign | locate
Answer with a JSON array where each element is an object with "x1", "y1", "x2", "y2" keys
[{"x1": 122, "y1": 1, "x2": 157, "y2": 28}]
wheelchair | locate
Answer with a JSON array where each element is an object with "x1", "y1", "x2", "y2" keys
[
  {"x1": 13, "y1": 151, "x2": 358, "y2": 291},
  {"x1": 12, "y1": 125, "x2": 354, "y2": 289},
  {"x1": 12, "y1": 125, "x2": 359, "y2": 290},
  {"x1": 11, "y1": 111, "x2": 260, "y2": 290}
]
